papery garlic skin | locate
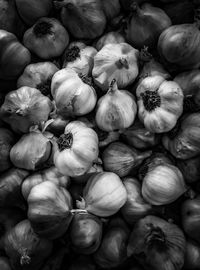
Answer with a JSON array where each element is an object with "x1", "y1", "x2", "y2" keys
[
  {"x1": 125, "y1": 3, "x2": 171, "y2": 49},
  {"x1": 10, "y1": 131, "x2": 52, "y2": 171},
  {"x1": 0, "y1": 86, "x2": 52, "y2": 134},
  {"x1": 77, "y1": 172, "x2": 127, "y2": 217},
  {"x1": 17, "y1": 62, "x2": 59, "y2": 95},
  {"x1": 101, "y1": 0, "x2": 121, "y2": 20},
  {"x1": 55, "y1": 0, "x2": 107, "y2": 40},
  {"x1": 54, "y1": 121, "x2": 99, "y2": 177},
  {"x1": 162, "y1": 112, "x2": 200, "y2": 160},
  {"x1": 51, "y1": 68, "x2": 97, "y2": 118},
  {"x1": 102, "y1": 142, "x2": 152, "y2": 177},
  {"x1": 70, "y1": 212, "x2": 102, "y2": 254},
  {"x1": 63, "y1": 42, "x2": 97, "y2": 76},
  {"x1": 142, "y1": 164, "x2": 187, "y2": 205},
  {"x1": 121, "y1": 177, "x2": 152, "y2": 224},
  {"x1": 23, "y1": 17, "x2": 69, "y2": 59},
  {"x1": 94, "y1": 31, "x2": 125, "y2": 51},
  {"x1": 95, "y1": 79, "x2": 137, "y2": 131},
  {"x1": 4, "y1": 219, "x2": 53, "y2": 270},
  {"x1": 136, "y1": 75, "x2": 184, "y2": 133},
  {"x1": 27, "y1": 181, "x2": 73, "y2": 239},
  {"x1": 92, "y1": 43, "x2": 139, "y2": 91},
  {"x1": 94, "y1": 217, "x2": 130, "y2": 269},
  {"x1": 22, "y1": 166, "x2": 70, "y2": 200},
  {"x1": 127, "y1": 215, "x2": 186, "y2": 270}
]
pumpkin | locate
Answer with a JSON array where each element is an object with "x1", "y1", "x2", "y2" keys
[
  {"x1": 23, "y1": 17, "x2": 69, "y2": 59},
  {"x1": 136, "y1": 75, "x2": 184, "y2": 133},
  {"x1": 0, "y1": 30, "x2": 31, "y2": 80},
  {"x1": 51, "y1": 68, "x2": 97, "y2": 118},
  {"x1": 62, "y1": 41, "x2": 97, "y2": 76},
  {"x1": 27, "y1": 181, "x2": 73, "y2": 239},
  {"x1": 54, "y1": 121, "x2": 99, "y2": 177},
  {"x1": 17, "y1": 62, "x2": 59, "y2": 96},
  {"x1": 15, "y1": 0, "x2": 52, "y2": 26}
]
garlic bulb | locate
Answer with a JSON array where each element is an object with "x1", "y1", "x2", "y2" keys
[
  {"x1": 120, "y1": 119, "x2": 160, "y2": 150},
  {"x1": 17, "y1": 62, "x2": 59, "y2": 96},
  {"x1": 95, "y1": 79, "x2": 137, "y2": 131},
  {"x1": 4, "y1": 219, "x2": 53, "y2": 270},
  {"x1": 94, "y1": 31, "x2": 125, "y2": 51},
  {"x1": 10, "y1": 130, "x2": 52, "y2": 171},
  {"x1": 142, "y1": 164, "x2": 187, "y2": 205},
  {"x1": 92, "y1": 42, "x2": 139, "y2": 91},
  {"x1": 28, "y1": 181, "x2": 73, "y2": 239},
  {"x1": 54, "y1": 0, "x2": 106, "y2": 40},
  {"x1": 53, "y1": 121, "x2": 99, "y2": 177},
  {"x1": 0, "y1": 86, "x2": 52, "y2": 134},
  {"x1": 125, "y1": 3, "x2": 171, "y2": 49},
  {"x1": 23, "y1": 17, "x2": 69, "y2": 59},
  {"x1": 101, "y1": 0, "x2": 121, "y2": 20},
  {"x1": 51, "y1": 68, "x2": 97, "y2": 118},
  {"x1": 127, "y1": 215, "x2": 186, "y2": 270},
  {"x1": 93, "y1": 217, "x2": 130, "y2": 268},
  {"x1": 62, "y1": 42, "x2": 97, "y2": 76},
  {"x1": 76, "y1": 172, "x2": 127, "y2": 217},
  {"x1": 121, "y1": 177, "x2": 152, "y2": 224},
  {"x1": 102, "y1": 142, "x2": 152, "y2": 177},
  {"x1": 22, "y1": 166, "x2": 70, "y2": 200},
  {"x1": 138, "y1": 58, "x2": 171, "y2": 84},
  {"x1": 136, "y1": 75, "x2": 184, "y2": 133}
]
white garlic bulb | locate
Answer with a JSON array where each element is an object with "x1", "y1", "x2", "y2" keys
[
  {"x1": 95, "y1": 79, "x2": 137, "y2": 131},
  {"x1": 92, "y1": 42, "x2": 139, "y2": 91},
  {"x1": 142, "y1": 164, "x2": 187, "y2": 205}
]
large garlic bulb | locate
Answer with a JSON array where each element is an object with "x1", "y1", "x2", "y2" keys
[
  {"x1": 76, "y1": 172, "x2": 127, "y2": 217},
  {"x1": 142, "y1": 163, "x2": 187, "y2": 205},
  {"x1": 95, "y1": 79, "x2": 137, "y2": 131},
  {"x1": 92, "y1": 42, "x2": 139, "y2": 91}
]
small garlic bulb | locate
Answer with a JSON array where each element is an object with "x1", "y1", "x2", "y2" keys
[
  {"x1": 95, "y1": 79, "x2": 137, "y2": 131},
  {"x1": 142, "y1": 164, "x2": 187, "y2": 205}
]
